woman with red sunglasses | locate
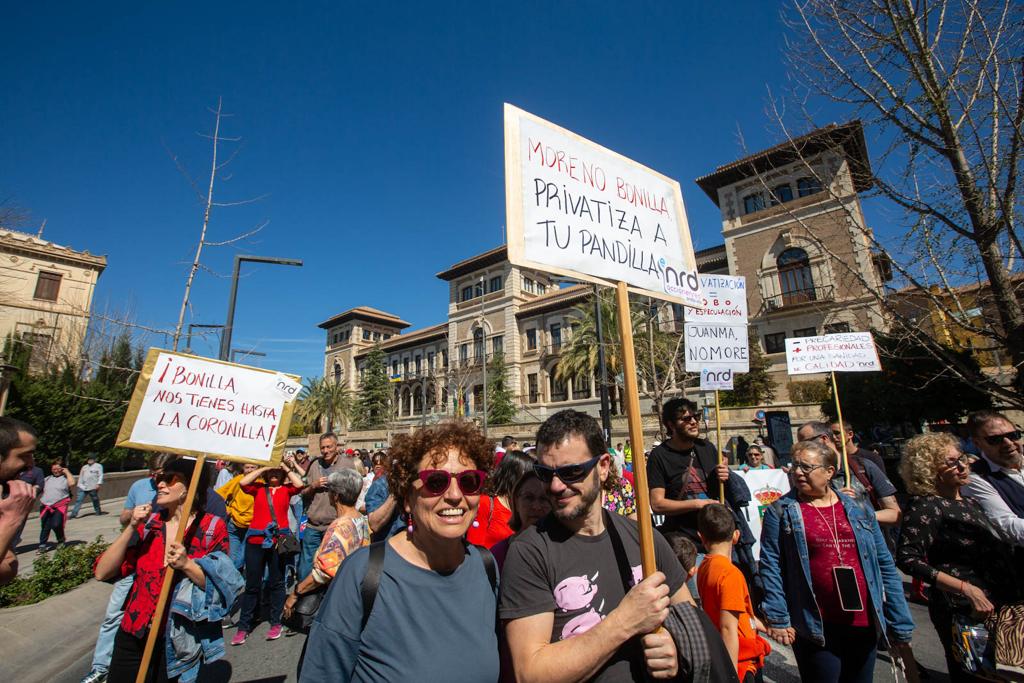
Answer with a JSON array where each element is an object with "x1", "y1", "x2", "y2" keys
[{"x1": 299, "y1": 420, "x2": 499, "y2": 683}]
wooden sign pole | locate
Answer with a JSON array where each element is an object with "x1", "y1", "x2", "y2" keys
[
  {"x1": 614, "y1": 281, "x2": 657, "y2": 577},
  {"x1": 714, "y1": 390, "x2": 724, "y2": 504},
  {"x1": 829, "y1": 372, "x2": 851, "y2": 485},
  {"x1": 135, "y1": 454, "x2": 206, "y2": 683}
]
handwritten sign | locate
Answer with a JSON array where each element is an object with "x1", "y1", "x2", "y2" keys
[
  {"x1": 684, "y1": 275, "x2": 747, "y2": 324},
  {"x1": 684, "y1": 323, "x2": 750, "y2": 372},
  {"x1": 785, "y1": 332, "x2": 882, "y2": 375},
  {"x1": 504, "y1": 103, "x2": 701, "y2": 306},
  {"x1": 699, "y1": 367, "x2": 735, "y2": 391},
  {"x1": 116, "y1": 349, "x2": 299, "y2": 465}
]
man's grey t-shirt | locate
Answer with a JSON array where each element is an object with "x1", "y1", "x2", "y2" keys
[
  {"x1": 499, "y1": 512, "x2": 687, "y2": 682},
  {"x1": 305, "y1": 456, "x2": 361, "y2": 530},
  {"x1": 40, "y1": 475, "x2": 71, "y2": 506}
]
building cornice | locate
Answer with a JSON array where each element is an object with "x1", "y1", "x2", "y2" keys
[
  {"x1": 0, "y1": 229, "x2": 107, "y2": 272},
  {"x1": 317, "y1": 306, "x2": 411, "y2": 331},
  {"x1": 435, "y1": 246, "x2": 508, "y2": 281}
]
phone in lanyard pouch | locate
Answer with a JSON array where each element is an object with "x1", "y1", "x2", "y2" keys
[{"x1": 833, "y1": 566, "x2": 864, "y2": 612}]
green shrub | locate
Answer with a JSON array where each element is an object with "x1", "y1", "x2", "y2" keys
[
  {"x1": 0, "y1": 537, "x2": 109, "y2": 608},
  {"x1": 788, "y1": 380, "x2": 831, "y2": 404}
]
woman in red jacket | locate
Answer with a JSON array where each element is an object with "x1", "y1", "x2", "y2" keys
[
  {"x1": 232, "y1": 460, "x2": 303, "y2": 644},
  {"x1": 467, "y1": 450, "x2": 532, "y2": 548}
]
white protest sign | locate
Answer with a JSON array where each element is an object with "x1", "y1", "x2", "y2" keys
[
  {"x1": 504, "y1": 103, "x2": 701, "y2": 306},
  {"x1": 699, "y1": 367, "x2": 735, "y2": 391},
  {"x1": 684, "y1": 274, "x2": 747, "y2": 324},
  {"x1": 785, "y1": 332, "x2": 882, "y2": 375},
  {"x1": 117, "y1": 349, "x2": 299, "y2": 465},
  {"x1": 685, "y1": 323, "x2": 749, "y2": 372},
  {"x1": 735, "y1": 468, "x2": 790, "y2": 560}
]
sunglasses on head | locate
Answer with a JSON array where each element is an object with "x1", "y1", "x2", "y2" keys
[
  {"x1": 417, "y1": 469, "x2": 487, "y2": 497},
  {"x1": 533, "y1": 455, "x2": 602, "y2": 484},
  {"x1": 983, "y1": 430, "x2": 1021, "y2": 446}
]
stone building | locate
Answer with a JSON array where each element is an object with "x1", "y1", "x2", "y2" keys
[
  {"x1": 318, "y1": 121, "x2": 892, "y2": 440},
  {"x1": 0, "y1": 229, "x2": 107, "y2": 372}
]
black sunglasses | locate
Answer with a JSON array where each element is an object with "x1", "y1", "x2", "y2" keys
[
  {"x1": 983, "y1": 430, "x2": 1021, "y2": 446},
  {"x1": 417, "y1": 469, "x2": 487, "y2": 497},
  {"x1": 534, "y1": 455, "x2": 602, "y2": 484}
]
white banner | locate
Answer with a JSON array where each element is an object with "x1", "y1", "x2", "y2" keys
[
  {"x1": 699, "y1": 366, "x2": 735, "y2": 391},
  {"x1": 684, "y1": 323, "x2": 749, "y2": 372},
  {"x1": 504, "y1": 104, "x2": 701, "y2": 306},
  {"x1": 785, "y1": 332, "x2": 882, "y2": 375},
  {"x1": 684, "y1": 274, "x2": 748, "y2": 324},
  {"x1": 735, "y1": 468, "x2": 790, "y2": 560},
  {"x1": 117, "y1": 350, "x2": 298, "y2": 465}
]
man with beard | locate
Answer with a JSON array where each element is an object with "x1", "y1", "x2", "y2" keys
[
  {"x1": 500, "y1": 409, "x2": 691, "y2": 682},
  {"x1": 963, "y1": 409, "x2": 1024, "y2": 545},
  {"x1": 0, "y1": 417, "x2": 38, "y2": 586}
]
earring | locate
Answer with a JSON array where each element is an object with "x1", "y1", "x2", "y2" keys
[
  {"x1": 471, "y1": 519, "x2": 480, "y2": 528},
  {"x1": 406, "y1": 515, "x2": 415, "y2": 534}
]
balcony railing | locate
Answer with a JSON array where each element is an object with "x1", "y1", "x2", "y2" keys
[{"x1": 763, "y1": 285, "x2": 835, "y2": 312}]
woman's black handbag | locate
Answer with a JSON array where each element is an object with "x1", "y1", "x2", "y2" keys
[{"x1": 283, "y1": 585, "x2": 326, "y2": 633}]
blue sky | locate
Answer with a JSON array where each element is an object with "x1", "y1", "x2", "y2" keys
[{"x1": 2, "y1": 2, "x2": 864, "y2": 379}]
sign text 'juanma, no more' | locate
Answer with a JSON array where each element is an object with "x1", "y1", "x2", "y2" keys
[
  {"x1": 117, "y1": 350, "x2": 300, "y2": 464},
  {"x1": 785, "y1": 332, "x2": 882, "y2": 375},
  {"x1": 504, "y1": 104, "x2": 701, "y2": 306}
]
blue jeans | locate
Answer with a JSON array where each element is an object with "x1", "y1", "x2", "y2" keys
[
  {"x1": 91, "y1": 574, "x2": 134, "y2": 672},
  {"x1": 298, "y1": 526, "x2": 324, "y2": 581},
  {"x1": 240, "y1": 543, "x2": 287, "y2": 631},
  {"x1": 226, "y1": 520, "x2": 248, "y2": 570},
  {"x1": 71, "y1": 488, "x2": 101, "y2": 517}
]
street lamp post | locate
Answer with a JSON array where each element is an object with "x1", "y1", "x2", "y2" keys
[
  {"x1": 185, "y1": 323, "x2": 225, "y2": 355},
  {"x1": 231, "y1": 349, "x2": 267, "y2": 363},
  {"x1": 480, "y1": 275, "x2": 488, "y2": 438},
  {"x1": 219, "y1": 255, "x2": 303, "y2": 361}
]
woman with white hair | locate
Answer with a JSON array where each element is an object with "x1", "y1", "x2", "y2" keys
[{"x1": 284, "y1": 468, "x2": 370, "y2": 619}]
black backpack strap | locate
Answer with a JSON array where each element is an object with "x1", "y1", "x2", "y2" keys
[
  {"x1": 602, "y1": 510, "x2": 647, "y2": 683},
  {"x1": 474, "y1": 544, "x2": 497, "y2": 595},
  {"x1": 360, "y1": 541, "x2": 387, "y2": 631}
]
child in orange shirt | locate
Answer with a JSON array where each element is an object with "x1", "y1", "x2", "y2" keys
[{"x1": 697, "y1": 504, "x2": 770, "y2": 683}]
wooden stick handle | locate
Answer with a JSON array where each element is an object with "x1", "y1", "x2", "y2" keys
[
  {"x1": 135, "y1": 454, "x2": 206, "y2": 683},
  {"x1": 830, "y1": 372, "x2": 850, "y2": 485},
  {"x1": 614, "y1": 282, "x2": 657, "y2": 578},
  {"x1": 715, "y1": 390, "x2": 724, "y2": 504}
]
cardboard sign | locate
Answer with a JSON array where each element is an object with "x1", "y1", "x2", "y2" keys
[
  {"x1": 699, "y1": 366, "x2": 735, "y2": 391},
  {"x1": 735, "y1": 468, "x2": 790, "y2": 560},
  {"x1": 504, "y1": 103, "x2": 701, "y2": 306},
  {"x1": 684, "y1": 275, "x2": 747, "y2": 324},
  {"x1": 684, "y1": 323, "x2": 750, "y2": 372},
  {"x1": 116, "y1": 349, "x2": 300, "y2": 465},
  {"x1": 785, "y1": 332, "x2": 882, "y2": 375}
]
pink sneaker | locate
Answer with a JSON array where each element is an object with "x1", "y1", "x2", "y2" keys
[
  {"x1": 266, "y1": 624, "x2": 283, "y2": 640},
  {"x1": 231, "y1": 630, "x2": 249, "y2": 646}
]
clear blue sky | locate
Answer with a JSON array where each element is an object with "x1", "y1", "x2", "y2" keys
[{"x1": 1, "y1": 2, "x2": 863, "y2": 379}]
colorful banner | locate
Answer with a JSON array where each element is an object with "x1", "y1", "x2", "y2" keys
[{"x1": 735, "y1": 468, "x2": 790, "y2": 560}]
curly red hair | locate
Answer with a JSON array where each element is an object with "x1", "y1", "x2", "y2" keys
[{"x1": 388, "y1": 421, "x2": 494, "y2": 509}]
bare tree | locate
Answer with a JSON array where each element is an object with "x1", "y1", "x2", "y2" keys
[
  {"x1": 168, "y1": 98, "x2": 267, "y2": 350},
  {"x1": 772, "y1": 0, "x2": 1023, "y2": 404}
]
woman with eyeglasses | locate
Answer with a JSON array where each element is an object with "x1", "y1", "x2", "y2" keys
[
  {"x1": 299, "y1": 421, "x2": 499, "y2": 683},
  {"x1": 897, "y1": 432, "x2": 1022, "y2": 681},
  {"x1": 759, "y1": 439, "x2": 914, "y2": 682},
  {"x1": 94, "y1": 457, "x2": 230, "y2": 683}
]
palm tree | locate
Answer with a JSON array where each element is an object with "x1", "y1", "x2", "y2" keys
[
  {"x1": 295, "y1": 376, "x2": 353, "y2": 434},
  {"x1": 554, "y1": 289, "x2": 652, "y2": 415}
]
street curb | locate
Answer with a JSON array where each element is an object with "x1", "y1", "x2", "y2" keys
[{"x1": 0, "y1": 579, "x2": 113, "y2": 682}]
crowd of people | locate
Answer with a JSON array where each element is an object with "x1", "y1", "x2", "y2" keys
[{"x1": 0, "y1": 402, "x2": 1021, "y2": 682}]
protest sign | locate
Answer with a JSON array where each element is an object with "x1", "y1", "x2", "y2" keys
[
  {"x1": 684, "y1": 274, "x2": 747, "y2": 323},
  {"x1": 699, "y1": 366, "x2": 735, "y2": 391},
  {"x1": 684, "y1": 323, "x2": 750, "y2": 372},
  {"x1": 503, "y1": 103, "x2": 701, "y2": 306},
  {"x1": 117, "y1": 349, "x2": 299, "y2": 465},
  {"x1": 735, "y1": 468, "x2": 790, "y2": 560},
  {"x1": 785, "y1": 332, "x2": 881, "y2": 375}
]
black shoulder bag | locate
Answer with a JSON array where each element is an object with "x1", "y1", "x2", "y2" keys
[{"x1": 265, "y1": 487, "x2": 300, "y2": 557}]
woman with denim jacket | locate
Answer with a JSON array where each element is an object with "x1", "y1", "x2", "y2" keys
[{"x1": 759, "y1": 439, "x2": 914, "y2": 682}]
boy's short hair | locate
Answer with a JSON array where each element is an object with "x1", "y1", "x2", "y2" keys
[
  {"x1": 663, "y1": 532, "x2": 698, "y2": 574},
  {"x1": 698, "y1": 503, "x2": 736, "y2": 544}
]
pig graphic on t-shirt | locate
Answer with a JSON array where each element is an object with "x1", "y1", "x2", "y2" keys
[{"x1": 552, "y1": 566, "x2": 642, "y2": 640}]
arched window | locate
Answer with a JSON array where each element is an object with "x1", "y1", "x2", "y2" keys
[
  {"x1": 473, "y1": 328, "x2": 484, "y2": 360},
  {"x1": 333, "y1": 362, "x2": 342, "y2": 385},
  {"x1": 743, "y1": 193, "x2": 765, "y2": 214},
  {"x1": 400, "y1": 387, "x2": 410, "y2": 416},
  {"x1": 797, "y1": 177, "x2": 823, "y2": 197},
  {"x1": 777, "y1": 248, "x2": 816, "y2": 305},
  {"x1": 413, "y1": 386, "x2": 423, "y2": 414}
]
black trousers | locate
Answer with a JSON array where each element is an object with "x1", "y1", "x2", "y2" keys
[
  {"x1": 239, "y1": 543, "x2": 287, "y2": 631},
  {"x1": 39, "y1": 508, "x2": 65, "y2": 545},
  {"x1": 106, "y1": 628, "x2": 171, "y2": 683}
]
